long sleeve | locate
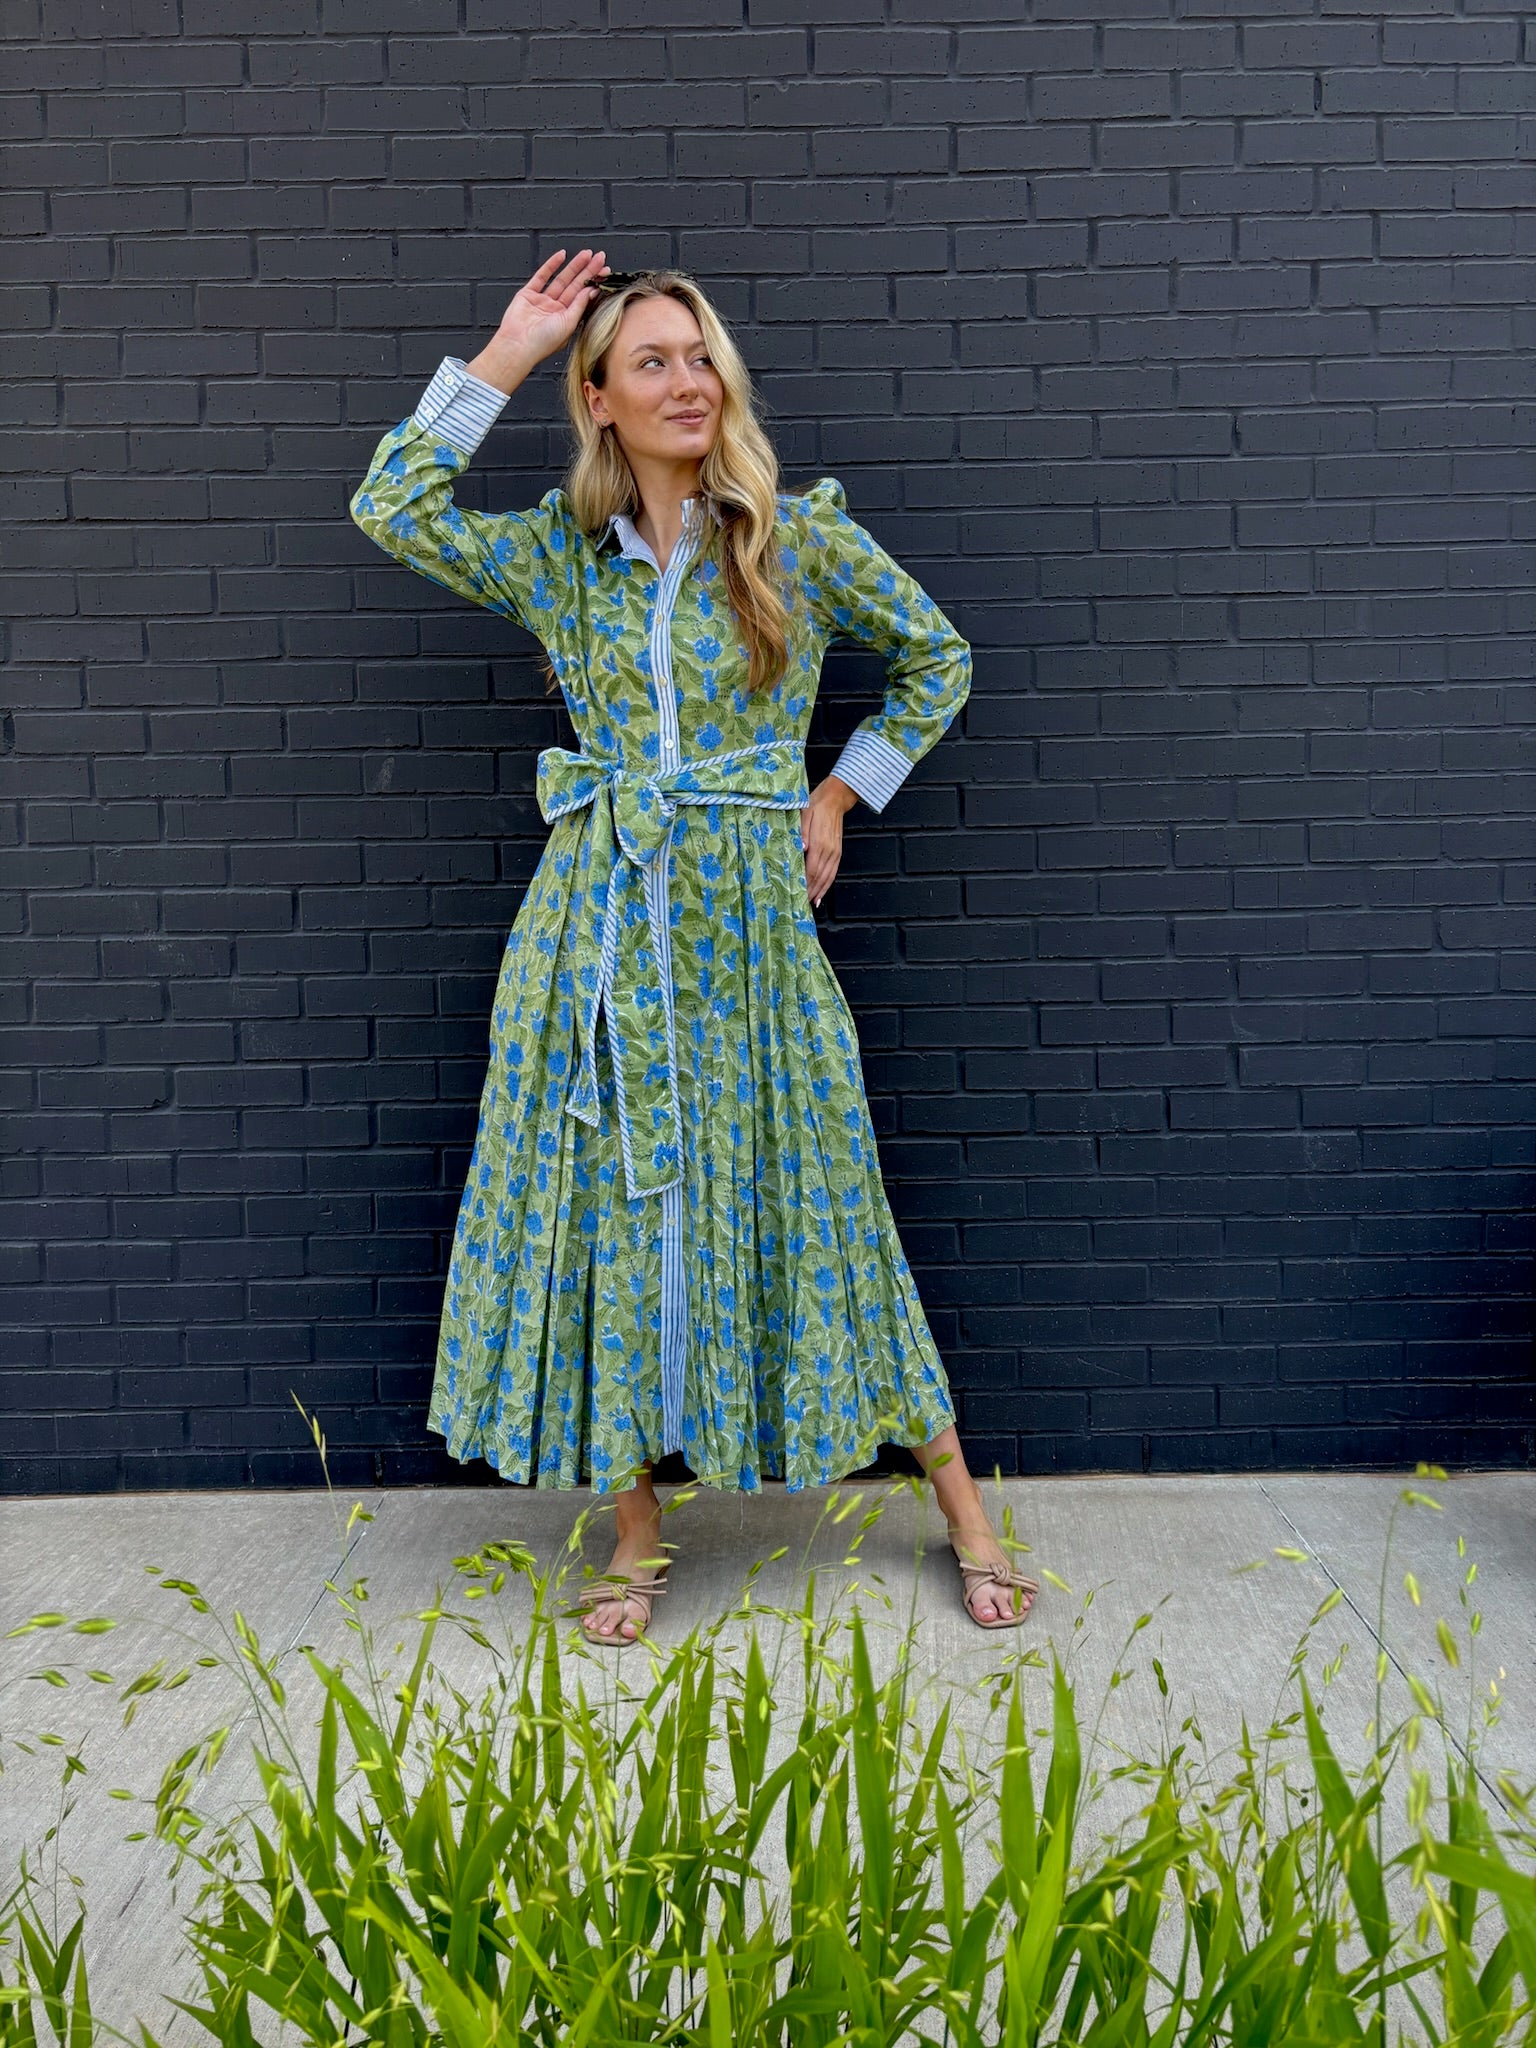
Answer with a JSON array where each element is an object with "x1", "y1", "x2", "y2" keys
[
  {"x1": 794, "y1": 476, "x2": 971, "y2": 814},
  {"x1": 348, "y1": 356, "x2": 569, "y2": 639}
]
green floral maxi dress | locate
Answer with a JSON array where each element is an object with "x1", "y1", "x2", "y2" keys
[{"x1": 350, "y1": 356, "x2": 972, "y2": 1495}]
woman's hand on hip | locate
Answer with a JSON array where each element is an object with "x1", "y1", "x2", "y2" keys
[{"x1": 801, "y1": 775, "x2": 858, "y2": 909}]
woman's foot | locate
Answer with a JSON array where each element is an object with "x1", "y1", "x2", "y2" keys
[
  {"x1": 580, "y1": 1491, "x2": 668, "y2": 1643},
  {"x1": 946, "y1": 1521, "x2": 1036, "y2": 1625},
  {"x1": 912, "y1": 1425, "x2": 1037, "y2": 1627}
]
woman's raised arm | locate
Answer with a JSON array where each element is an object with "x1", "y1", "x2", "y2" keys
[
  {"x1": 464, "y1": 246, "x2": 610, "y2": 394},
  {"x1": 347, "y1": 249, "x2": 609, "y2": 629}
]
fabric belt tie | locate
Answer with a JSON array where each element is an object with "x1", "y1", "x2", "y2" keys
[{"x1": 535, "y1": 740, "x2": 809, "y2": 1201}]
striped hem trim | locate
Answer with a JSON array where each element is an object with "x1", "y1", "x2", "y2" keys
[
  {"x1": 830, "y1": 727, "x2": 914, "y2": 814},
  {"x1": 411, "y1": 355, "x2": 509, "y2": 459}
]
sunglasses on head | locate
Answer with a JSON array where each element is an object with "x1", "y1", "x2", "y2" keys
[{"x1": 590, "y1": 269, "x2": 646, "y2": 296}]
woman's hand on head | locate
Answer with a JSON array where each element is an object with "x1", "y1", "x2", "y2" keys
[
  {"x1": 801, "y1": 775, "x2": 858, "y2": 909},
  {"x1": 492, "y1": 249, "x2": 610, "y2": 372}
]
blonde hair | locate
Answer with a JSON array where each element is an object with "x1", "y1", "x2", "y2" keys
[{"x1": 560, "y1": 270, "x2": 792, "y2": 696}]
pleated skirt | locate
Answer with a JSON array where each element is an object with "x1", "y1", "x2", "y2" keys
[{"x1": 427, "y1": 800, "x2": 957, "y2": 1494}]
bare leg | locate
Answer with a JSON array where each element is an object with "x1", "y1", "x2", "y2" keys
[
  {"x1": 581, "y1": 1462, "x2": 667, "y2": 1642},
  {"x1": 910, "y1": 1424, "x2": 1034, "y2": 1624}
]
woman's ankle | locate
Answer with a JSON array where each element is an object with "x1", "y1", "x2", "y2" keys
[
  {"x1": 937, "y1": 1480, "x2": 989, "y2": 1535},
  {"x1": 612, "y1": 1487, "x2": 662, "y2": 1542}
]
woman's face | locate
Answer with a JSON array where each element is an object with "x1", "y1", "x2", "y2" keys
[{"x1": 583, "y1": 295, "x2": 723, "y2": 470}]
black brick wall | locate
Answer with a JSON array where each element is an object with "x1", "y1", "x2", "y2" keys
[{"x1": 4, "y1": 2, "x2": 1534, "y2": 1495}]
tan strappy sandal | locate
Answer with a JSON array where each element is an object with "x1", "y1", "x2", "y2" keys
[
  {"x1": 574, "y1": 1557, "x2": 670, "y2": 1646},
  {"x1": 947, "y1": 1530, "x2": 1039, "y2": 1631}
]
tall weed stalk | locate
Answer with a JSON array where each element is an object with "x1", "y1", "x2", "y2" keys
[{"x1": 1, "y1": 1452, "x2": 1533, "y2": 2046}]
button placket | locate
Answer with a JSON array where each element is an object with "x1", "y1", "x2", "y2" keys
[{"x1": 609, "y1": 500, "x2": 704, "y2": 1458}]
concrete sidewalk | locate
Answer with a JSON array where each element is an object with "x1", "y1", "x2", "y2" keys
[{"x1": 2, "y1": 1471, "x2": 1532, "y2": 2038}]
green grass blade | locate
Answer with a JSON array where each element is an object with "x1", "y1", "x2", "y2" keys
[{"x1": 1300, "y1": 1676, "x2": 1391, "y2": 1961}]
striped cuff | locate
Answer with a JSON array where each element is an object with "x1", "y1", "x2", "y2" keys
[
  {"x1": 412, "y1": 355, "x2": 510, "y2": 459},
  {"x1": 830, "y1": 727, "x2": 914, "y2": 814}
]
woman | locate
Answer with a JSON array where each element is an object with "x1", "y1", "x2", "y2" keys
[{"x1": 349, "y1": 251, "x2": 1038, "y2": 1645}]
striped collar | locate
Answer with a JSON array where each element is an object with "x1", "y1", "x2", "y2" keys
[{"x1": 603, "y1": 494, "x2": 724, "y2": 568}]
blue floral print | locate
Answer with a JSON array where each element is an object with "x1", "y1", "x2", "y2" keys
[{"x1": 351, "y1": 396, "x2": 972, "y2": 1494}]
